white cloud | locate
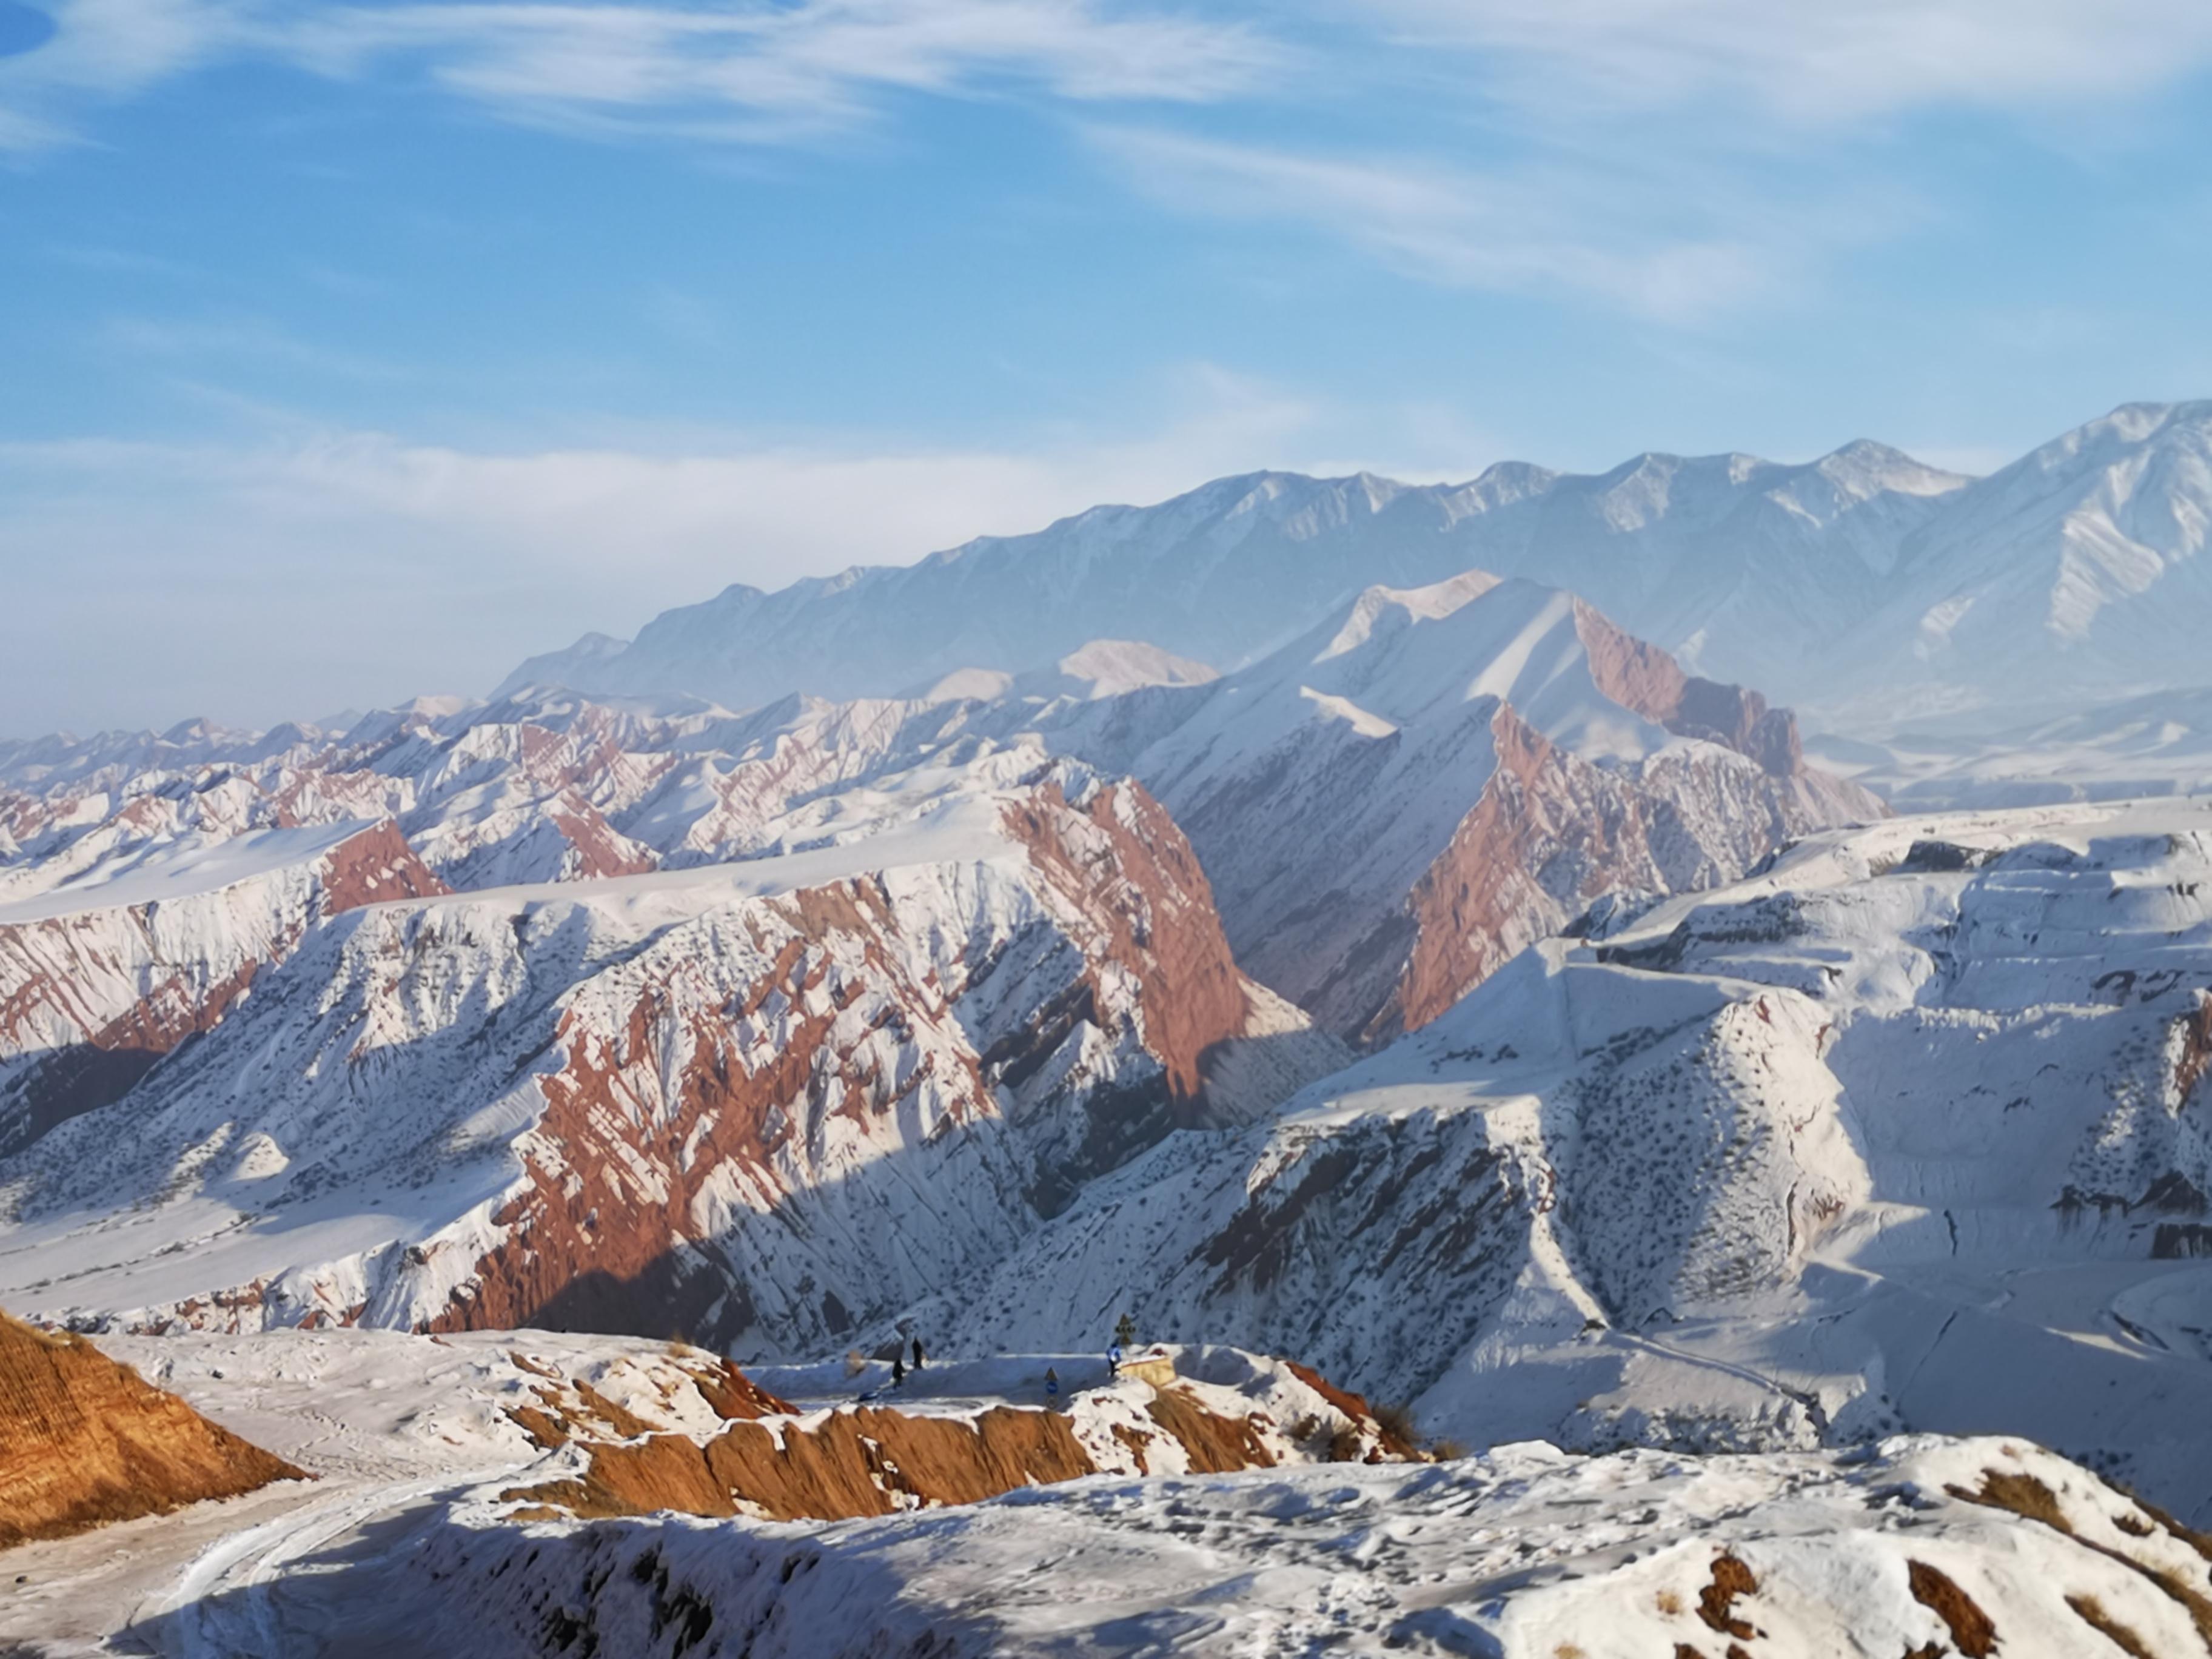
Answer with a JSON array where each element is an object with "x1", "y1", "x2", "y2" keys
[
  {"x1": 1367, "y1": 0, "x2": 2212, "y2": 124},
  {"x1": 0, "y1": 370, "x2": 1365, "y2": 734},
  {"x1": 1, "y1": 0, "x2": 1282, "y2": 151}
]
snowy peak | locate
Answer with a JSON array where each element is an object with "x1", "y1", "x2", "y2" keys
[
  {"x1": 1313, "y1": 570, "x2": 1504, "y2": 663},
  {"x1": 1008, "y1": 638, "x2": 1218, "y2": 702},
  {"x1": 476, "y1": 426, "x2": 1983, "y2": 724}
]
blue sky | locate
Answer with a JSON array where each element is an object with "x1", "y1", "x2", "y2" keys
[{"x1": 5, "y1": 0, "x2": 2212, "y2": 735}]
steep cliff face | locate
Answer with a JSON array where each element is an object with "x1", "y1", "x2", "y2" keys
[
  {"x1": 0, "y1": 1310, "x2": 302, "y2": 1546},
  {"x1": 0, "y1": 766, "x2": 1342, "y2": 1352},
  {"x1": 0, "y1": 819, "x2": 444, "y2": 1156},
  {"x1": 997, "y1": 780, "x2": 1256, "y2": 1111}
]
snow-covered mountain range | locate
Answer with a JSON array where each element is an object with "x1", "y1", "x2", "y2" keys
[
  {"x1": 8, "y1": 400, "x2": 2212, "y2": 1654},
  {"x1": 0, "y1": 576, "x2": 1869, "y2": 1355},
  {"x1": 500, "y1": 401, "x2": 2212, "y2": 736}
]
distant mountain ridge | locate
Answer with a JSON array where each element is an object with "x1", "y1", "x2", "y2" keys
[{"x1": 501, "y1": 400, "x2": 2212, "y2": 732}]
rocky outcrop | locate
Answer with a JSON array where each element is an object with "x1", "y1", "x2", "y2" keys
[
  {"x1": 1350, "y1": 704, "x2": 1661, "y2": 1045},
  {"x1": 503, "y1": 1355, "x2": 1403, "y2": 1524},
  {"x1": 0, "y1": 1310, "x2": 303, "y2": 1547},
  {"x1": 1573, "y1": 597, "x2": 1803, "y2": 777},
  {"x1": 997, "y1": 781, "x2": 1250, "y2": 1110},
  {"x1": 513, "y1": 1403, "x2": 1102, "y2": 1523}
]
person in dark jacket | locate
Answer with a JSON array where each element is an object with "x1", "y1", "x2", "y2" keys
[
  {"x1": 911, "y1": 1335, "x2": 926, "y2": 1369},
  {"x1": 891, "y1": 1355, "x2": 905, "y2": 1387}
]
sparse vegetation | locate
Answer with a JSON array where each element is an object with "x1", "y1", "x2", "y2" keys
[{"x1": 1370, "y1": 1400, "x2": 1416, "y2": 1444}]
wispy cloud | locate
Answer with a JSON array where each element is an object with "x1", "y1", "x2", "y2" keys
[
  {"x1": 2, "y1": 0, "x2": 1284, "y2": 152},
  {"x1": 1366, "y1": 0, "x2": 2212, "y2": 124},
  {"x1": 1090, "y1": 125, "x2": 1832, "y2": 323},
  {"x1": 1084, "y1": 0, "x2": 2193, "y2": 320},
  {"x1": 99, "y1": 314, "x2": 412, "y2": 381}
]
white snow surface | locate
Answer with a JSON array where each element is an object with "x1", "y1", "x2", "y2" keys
[
  {"x1": 0, "y1": 1330, "x2": 1398, "y2": 1656},
  {"x1": 900, "y1": 796, "x2": 2212, "y2": 1524},
  {"x1": 8, "y1": 1353, "x2": 2202, "y2": 1659}
]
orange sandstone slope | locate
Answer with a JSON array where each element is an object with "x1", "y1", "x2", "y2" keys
[{"x1": 0, "y1": 1310, "x2": 304, "y2": 1547}]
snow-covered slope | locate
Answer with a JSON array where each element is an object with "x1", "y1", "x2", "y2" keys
[
  {"x1": 390, "y1": 1433, "x2": 2212, "y2": 1658},
  {"x1": 1820, "y1": 400, "x2": 2212, "y2": 726},
  {"x1": 0, "y1": 818, "x2": 445, "y2": 1159},
  {"x1": 1811, "y1": 682, "x2": 2212, "y2": 809},
  {"x1": 0, "y1": 761, "x2": 1343, "y2": 1352},
  {"x1": 36, "y1": 1398, "x2": 2209, "y2": 1659},
  {"x1": 5, "y1": 1323, "x2": 2200, "y2": 1659},
  {"x1": 902, "y1": 798, "x2": 2212, "y2": 1521}
]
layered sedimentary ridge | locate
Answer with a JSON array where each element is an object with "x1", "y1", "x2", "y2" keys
[
  {"x1": 0, "y1": 766, "x2": 1342, "y2": 1352},
  {"x1": 0, "y1": 1310, "x2": 303, "y2": 1547}
]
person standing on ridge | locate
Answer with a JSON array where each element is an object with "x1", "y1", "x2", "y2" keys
[
  {"x1": 891, "y1": 1354, "x2": 905, "y2": 1388},
  {"x1": 912, "y1": 1335, "x2": 926, "y2": 1369},
  {"x1": 1045, "y1": 1366, "x2": 1059, "y2": 1404},
  {"x1": 1107, "y1": 1341, "x2": 1122, "y2": 1378}
]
